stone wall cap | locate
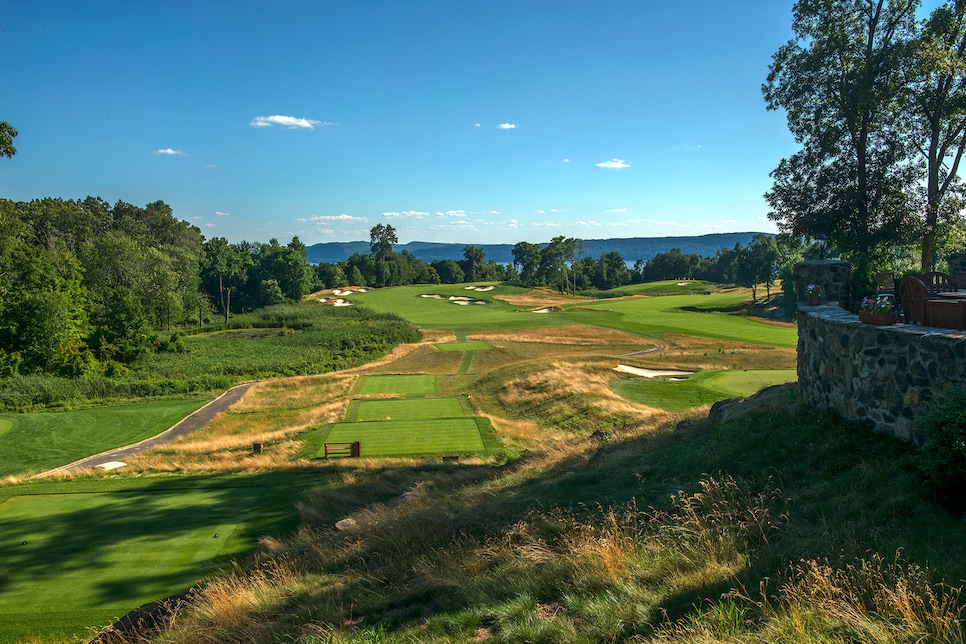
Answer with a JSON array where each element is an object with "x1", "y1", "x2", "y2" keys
[{"x1": 800, "y1": 306, "x2": 966, "y2": 338}]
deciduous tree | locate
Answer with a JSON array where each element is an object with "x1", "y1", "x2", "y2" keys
[{"x1": 764, "y1": 0, "x2": 921, "y2": 257}]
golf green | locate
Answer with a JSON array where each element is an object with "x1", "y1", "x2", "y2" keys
[
  {"x1": 355, "y1": 374, "x2": 437, "y2": 395},
  {"x1": 320, "y1": 418, "x2": 485, "y2": 456},
  {"x1": 0, "y1": 486, "x2": 265, "y2": 640},
  {"x1": 610, "y1": 368, "x2": 797, "y2": 411}
]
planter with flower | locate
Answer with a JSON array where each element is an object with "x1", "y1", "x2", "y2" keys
[
  {"x1": 858, "y1": 296, "x2": 896, "y2": 325},
  {"x1": 807, "y1": 283, "x2": 822, "y2": 306}
]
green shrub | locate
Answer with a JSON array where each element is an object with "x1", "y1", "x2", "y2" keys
[{"x1": 915, "y1": 386, "x2": 966, "y2": 495}]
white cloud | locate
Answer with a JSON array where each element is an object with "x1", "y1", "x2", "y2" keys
[
  {"x1": 606, "y1": 207, "x2": 628, "y2": 213},
  {"x1": 550, "y1": 208, "x2": 563, "y2": 213},
  {"x1": 383, "y1": 210, "x2": 429, "y2": 219},
  {"x1": 214, "y1": 211, "x2": 230, "y2": 217},
  {"x1": 563, "y1": 158, "x2": 571, "y2": 163},
  {"x1": 532, "y1": 221, "x2": 559, "y2": 228},
  {"x1": 299, "y1": 214, "x2": 367, "y2": 223},
  {"x1": 474, "y1": 123, "x2": 481, "y2": 128},
  {"x1": 596, "y1": 158, "x2": 630, "y2": 169},
  {"x1": 154, "y1": 148, "x2": 185, "y2": 156},
  {"x1": 249, "y1": 115, "x2": 334, "y2": 129},
  {"x1": 205, "y1": 164, "x2": 218, "y2": 168},
  {"x1": 497, "y1": 123, "x2": 518, "y2": 130},
  {"x1": 577, "y1": 220, "x2": 604, "y2": 227},
  {"x1": 436, "y1": 210, "x2": 467, "y2": 218}
]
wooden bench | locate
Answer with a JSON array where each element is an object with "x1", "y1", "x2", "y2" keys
[{"x1": 324, "y1": 441, "x2": 361, "y2": 458}]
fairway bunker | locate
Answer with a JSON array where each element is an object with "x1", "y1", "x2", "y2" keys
[{"x1": 615, "y1": 364, "x2": 695, "y2": 378}]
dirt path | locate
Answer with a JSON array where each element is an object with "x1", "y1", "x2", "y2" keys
[{"x1": 34, "y1": 381, "x2": 259, "y2": 478}]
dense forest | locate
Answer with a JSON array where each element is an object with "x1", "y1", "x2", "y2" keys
[{"x1": 0, "y1": 197, "x2": 317, "y2": 379}]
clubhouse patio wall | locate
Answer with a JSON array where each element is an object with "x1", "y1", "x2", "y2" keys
[{"x1": 798, "y1": 304, "x2": 966, "y2": 443}]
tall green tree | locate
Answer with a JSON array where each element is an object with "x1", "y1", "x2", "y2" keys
[
  {"x1": 369, "y1": 224, "x2": 398, "y2": 261},
  {"x1": 0, "y1": 121, "x2": 17, "y2": 158},
  {"x1": 512, "y1": 241, "x2": 542, "y2": 286},
  {"x1": 764, "y1": 0, "x2": 922, "y2": 257},
  {"x1": 908, "y1": 0, "x2": 966, "y2": 270}
]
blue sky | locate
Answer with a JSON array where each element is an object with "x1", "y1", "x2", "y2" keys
[{"x1": 2, "y1": 1, "x2": 807, "y2": 245}]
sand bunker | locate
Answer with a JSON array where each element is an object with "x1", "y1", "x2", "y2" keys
[
  {"x1": 464, "y1": 285, "x2": 495, "y2": 292},
  {"x1": 615, "y1": 364, "x2": 695, "y2": 378},
  {"x1": 449, "y1": 296, "x2": 474, "y2": 301},
  {"x1": 533, "y1": 307, "x2": 556, "y2": 313},
  {"x1": 677, "y1": 282, "x2": 692, "y2": 286},
  {"x1": 333, "y1": 289, "x2": 355, "y2": 296},
  {"x1": 421, "y1": 294, "x2": 445, "y2": 299},
  {"x1": 334, "y1": 298, "x2": 355, "y2": 307},
  {"x1": 453, "y1": 300, "x2": 488, "y2": 306},
  {"x1": 96, "y1": 461, "x2": 127, "y2": 471}
]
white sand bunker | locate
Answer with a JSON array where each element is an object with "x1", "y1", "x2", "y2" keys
[
  {"x1": 421, "y1": 294, "x2": 446, "y2": 299},
  {"x1": 453, "y1": 299, "x2": 488, "y2": 306},
  {"x1": 449, "y1": 296, "x2": 474, "y2": 301},
  {"x1": 96, "y1": 461, "x2": 127, "y2": 471},
  {"x1": 677, "y1": 282, "x2": 694, "y2": 286},
  {"x1": 317, "y1": 297, "x2": 327, "y2": 302},
  {"x1": 615, "y1": 364, "x2": 695, "y2": 378},
  {"x1": 533, "y1": 307, "x2": 556, "y2": 313},
  {"x1": 334, "y1": 298, "x2": 355, "y2": 307},
  {"x1": 464, "y1": 285, "x2": 495, "y2": 292},
  {"x1": 333, "y1": 289, "x2": 354, "y2": 296}
]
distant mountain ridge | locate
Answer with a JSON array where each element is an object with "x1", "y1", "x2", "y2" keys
[{"x1": 306, "y1": 232, "x2": 767, "y2": 265}]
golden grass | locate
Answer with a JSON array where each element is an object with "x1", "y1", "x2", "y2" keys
[
  {"x1": 491, "y1": 288, "x2": 590, "y2": 308},
  {"x1": 469, "y1": 324, "x2": 652, "y2": 348}
]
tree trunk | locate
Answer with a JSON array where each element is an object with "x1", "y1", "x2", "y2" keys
[{"x1": 225, "y1": 287, "x2": 231, "y2": 328}]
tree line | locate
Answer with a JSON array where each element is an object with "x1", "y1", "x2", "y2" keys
[{"x1": 316, "y1": 225, "x2": 795, "y2": 301}]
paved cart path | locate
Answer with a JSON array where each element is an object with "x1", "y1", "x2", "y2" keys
[{"x1": 36, "y1": 381, "x2": 258, "y2": 478}]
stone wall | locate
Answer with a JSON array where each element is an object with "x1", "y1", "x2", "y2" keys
[
  {"x1": 794, "y1": 260, "x2": 850, "y2": 307},
  {"x1": 798, "y1": 304, "x2": 966, "y2": 443}
]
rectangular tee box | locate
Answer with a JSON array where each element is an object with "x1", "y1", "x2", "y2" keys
[
  {"x1": 355, "y1": 374, "x2": 436, "y2": 396},
  {"x1": 355, "y1": 397, "x2": 465, "y2": 422},
  {"x1": 320, "y1": 418, "x2": 485, "y2": 457}
]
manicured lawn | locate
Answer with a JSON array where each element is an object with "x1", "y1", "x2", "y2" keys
[
  {"x1": 349, "y1": 284, "x2": 566, "y2": 331},
  {"x1": 355, "y1": 374, "x2": 437, "y2": 396},
  {"x1": 0, "y1": 398, "x2": 210, "y2": 477},
  {"x1": 352, "y1": 397, "x2": 467, "y2": 422},
  {"x1": 435, "y1": 341, "x2": 493, "y2": 352},
  {"x1": 610, "y1": 368, "x2": 798, "y2": 411},
  {"x1": 574, "y1": 292, "x2": 797, "y2": 348},
  {"x1": 351, "y1": 283, "x2": 795, "y2": 348},
  {"x1": 0, "y1": 472, "x2": 320, "y2": 643},
  {"x1": 320, "y1": 418, "x2": 486, "y2": 457}
]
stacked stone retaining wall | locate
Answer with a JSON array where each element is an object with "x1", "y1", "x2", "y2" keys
[{"x1": 798, "y1": 304, "x2": 966, "y2": 443}]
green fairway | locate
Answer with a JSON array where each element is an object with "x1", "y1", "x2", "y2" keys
[
  {"x1": 610, "y1": 368, "x2": 798, "y2": 411},
  {"x1": 435, "y1": 341, "x2": 493, "y2": 352},
  {"x1": 352, "y1": 397, "x2": 467, "y2": 421},
  {"x1": 574, "y1": 292, "x2": 797, "y2": 347},
  {"x1": 355, "y1": 374, "x2": 437, "y2": 396},
  {"x1": 606, "y1": 280, "x2": 719, "y2": 297},
  {"x1": 321, "y1": 418, "x2": 485, "y2": 456},
  {"x1": 0, "y1": 398, "x2": 210, "y2": 477},
  {"x1": 351, "y1": 284, "x2": 795, "y2": 348},
  {"x1": 0, "y1": 472, "x2": 327, "y2": 643},
  {"x1": 349, "y1": 284, "x2": 567, "y2": 331}
]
